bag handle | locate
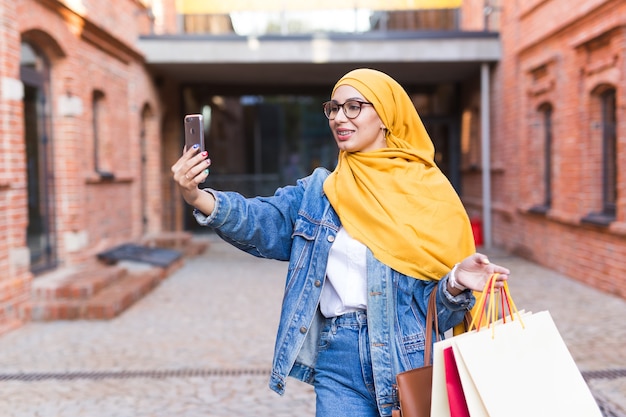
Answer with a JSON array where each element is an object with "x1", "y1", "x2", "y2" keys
[
  {"x1": 423, "y1": 286, "x2": 440, "y2": 365},
  {"x1": 468, "y1": 273, "x2": 524, "y2": 338}
]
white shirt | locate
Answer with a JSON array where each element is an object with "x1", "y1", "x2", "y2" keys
[{"x1": 320, "y1": 227, "x2": 368, "y2": 318}]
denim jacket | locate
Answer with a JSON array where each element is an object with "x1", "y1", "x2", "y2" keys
[{"x1": 194, "y1": 167, "x2": 475, "y2": 416}]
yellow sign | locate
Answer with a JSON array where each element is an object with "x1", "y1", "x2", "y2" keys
[{"x1": 176, "y1": 0, "x2": 463, "y2": 14}]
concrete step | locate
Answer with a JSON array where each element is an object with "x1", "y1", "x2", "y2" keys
[
  {"x1": 32, "y1": 264, "x2": 127, "y2": 301},
  {"x1": 19, "y1": 233, "x2": 208, "y2": 323},
  {"x1": 140, "y1": 232, "x2": 210, "y2": 257},
  {"x1": 25, "y1": 298, "x2": 83, "y2": 321},
  {"x1": 82, "y1": 269, "x2": 163, "y2": 319},
  {"x1": 23, "y1": 268, "x2": 163, "y2": 321}
]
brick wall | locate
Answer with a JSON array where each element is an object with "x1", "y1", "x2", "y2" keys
[
  {"x1": 460, "y1": 0, "x2": 488, "y2": 31},
  {"x1": 462, "y1": 0, "x2": 626, "y2": 298},
  {"x1": 0, "y1": 0, "x2": 163, "y2": 333},
  {"x1": 0, "y1": 0, "x2": 31, "y2": 334}
]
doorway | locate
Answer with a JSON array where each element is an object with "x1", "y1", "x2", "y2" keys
[
  {"x1": 180, "y1": 87, "x2": 333, "y2": 231},
  {"x1": 20, "y1": 41, "x2": 57, "y2": 273},
  {"x1": 423, "y1": 116, "x2": 461, "y2": 192}
]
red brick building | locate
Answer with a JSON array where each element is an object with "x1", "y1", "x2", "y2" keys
[
  {"x1": 481, "y1": 0, "x2": 626, "y2": 297},
  {"x1": 0, "y1": 0, "x2": 164, "y2": 333},
  {"x1": 0, "y1": 0, "x2": 624, "y2": 334}
]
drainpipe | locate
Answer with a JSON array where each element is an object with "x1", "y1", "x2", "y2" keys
[{"x1": 481, "y1": 63, "x2": 492, "y2": 249}]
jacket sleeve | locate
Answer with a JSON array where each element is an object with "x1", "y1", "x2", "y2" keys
[
  {"x1": 432, "y1": 275, "x2": 475, "y2": 332},
  {"x1": 192, "y1": 174, "x2": 313, "y2": 261}
]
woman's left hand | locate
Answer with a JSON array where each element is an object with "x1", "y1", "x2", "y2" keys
[{"x1": 454, "y1": 253, "x2": 510, "y2": 292}]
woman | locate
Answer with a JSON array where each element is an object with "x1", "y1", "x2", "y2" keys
[{"x1": 171, "y1": 68, "x2": 510, "y2": 417}]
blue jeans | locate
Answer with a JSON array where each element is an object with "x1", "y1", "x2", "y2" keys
[{"x1": 314, "y1": 311, "x2": 381, "y2": 417}]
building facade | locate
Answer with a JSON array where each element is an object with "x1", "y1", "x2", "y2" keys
[
  {"x1": 0, "y1": 0, "x2": 163, "y2": 333},
  {"x1": 483, "y1": 0, "x2": 626, "y2": 297},
  {"x1": 0, "y1": 0, "x2": 623, "y2": 334}
]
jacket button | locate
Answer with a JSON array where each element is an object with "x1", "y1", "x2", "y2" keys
[
  {"x1": 299, "y1": 326, "x2": 307, "y2": 334},
  {"x1": 277, "y1": 382, "x2": 283, "y2": 390},
  {"x1": 314, "y1": 280, "x2": 321, "y2": 287},
  {"x1": 327, "y1": 235, "x2": 335, "y2": 243}
]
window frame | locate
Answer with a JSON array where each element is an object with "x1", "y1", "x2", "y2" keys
[
  {"x1": 600, "y1": 88, "x2": 617, "y2": 216},
  {"x1": 581, "y1": 86, "x2": 617, "y2": 226},
  {"x1": 528, "y1": 102, "x2": 554, "y2": 215},
  {"x1": 92, "y1": 90, "x2": 115, "y2": 179}
]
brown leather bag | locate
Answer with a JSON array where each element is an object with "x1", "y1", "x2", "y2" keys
[{"x1": 392, "y1": 286, "x2": 440, "y2": 417}]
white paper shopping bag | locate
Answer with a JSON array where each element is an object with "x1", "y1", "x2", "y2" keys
[
  {"x1": 432, "y1": 331, "x2": 488, "y2": 417},
  {"x1": 452, "y1": 310, "x2": 602, "y2": 417},
  {"x1": 432, "y1": 311, "x2": 531, "y2": 417}
]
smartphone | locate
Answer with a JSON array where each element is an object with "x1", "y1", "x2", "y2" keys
[{"x1": 184, "y1": 114, "x2": 205, "y2": 152}]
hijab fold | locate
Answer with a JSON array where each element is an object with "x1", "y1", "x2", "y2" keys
[{"x1": 323, "y1": 69, "x2": 475, "y2": 281}]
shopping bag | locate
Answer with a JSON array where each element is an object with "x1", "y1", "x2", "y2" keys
[
  {"x1": 432, "y1": 331, "x2": 469, "y2": 417},
  {"x1": 432, "y1": 314, "x2": 526, "y2": 417},
  {"x1": 431, "y1": 275, "x2": 520, "y2": 417},
  {"x1": 446, "y1": 276, "x2": 603, "y2": 417},
  {"x1": 443, "y1": 346, "x2": 470, "y2": 417}
]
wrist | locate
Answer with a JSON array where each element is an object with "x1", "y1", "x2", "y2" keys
[
  {"x1": 189, "y1": 188, "x2": 216, "y2": 216},
  {"x1": 448, "y1": 263, "x2": 467, "y2": 291}
]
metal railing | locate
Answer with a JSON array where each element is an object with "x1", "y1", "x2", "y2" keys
[{"x1": 178, "y1": 8, "x2": 463, "y2": 36}]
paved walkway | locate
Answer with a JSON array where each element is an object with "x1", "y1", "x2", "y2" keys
[{"x1": 0, "y1": 234, "x2": 624, "y2": 417}]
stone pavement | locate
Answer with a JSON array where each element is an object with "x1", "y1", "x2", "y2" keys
[{"x1": 0, "y1": 233, "x2": 624, "y2": 417}]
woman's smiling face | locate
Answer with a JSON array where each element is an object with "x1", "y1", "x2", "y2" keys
[{"x1": 328, "y1": 85, "x2": 387, "y2": 153}]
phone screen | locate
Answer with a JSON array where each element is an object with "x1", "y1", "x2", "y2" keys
[{"x1": 184, "y1": 114, "x2": 205, "y2": 152}]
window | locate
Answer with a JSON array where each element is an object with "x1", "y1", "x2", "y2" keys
[
  {"x1": 601, "y1": 89, "x2": 617, "y2": 215},
  {"x1": 540, "y1": 103, "x2": 553, "y2": 208},
  {"x1": 92, "y1": 90, "x2": 114, "y2": 178},
  {"x1": 529, "y1": 103, "x2": 553, "y2": 214},
  {"x1": 582, "y1": 87, "x2": 617, "y2": 226}
]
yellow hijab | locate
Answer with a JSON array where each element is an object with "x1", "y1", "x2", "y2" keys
[{"x1": 323, "y1": 68, "x2": 475, "y2": 281}]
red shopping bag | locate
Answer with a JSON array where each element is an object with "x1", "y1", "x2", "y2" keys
[{"x1": 443, "y1": 346, "x2": 470, "y2": 417}]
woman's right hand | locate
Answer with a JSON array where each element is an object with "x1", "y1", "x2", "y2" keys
[{"x1": 171, "y1": 145, "x2": 215, "y2": 215}]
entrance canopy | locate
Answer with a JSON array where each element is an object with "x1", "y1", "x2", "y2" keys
[{"x1": 137, "y1": 31, "x2": 500, "y2": 89}]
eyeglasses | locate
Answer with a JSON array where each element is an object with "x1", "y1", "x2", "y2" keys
[{"x1": 322, "y1": 100, "x2": 373, "y2": 120}]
